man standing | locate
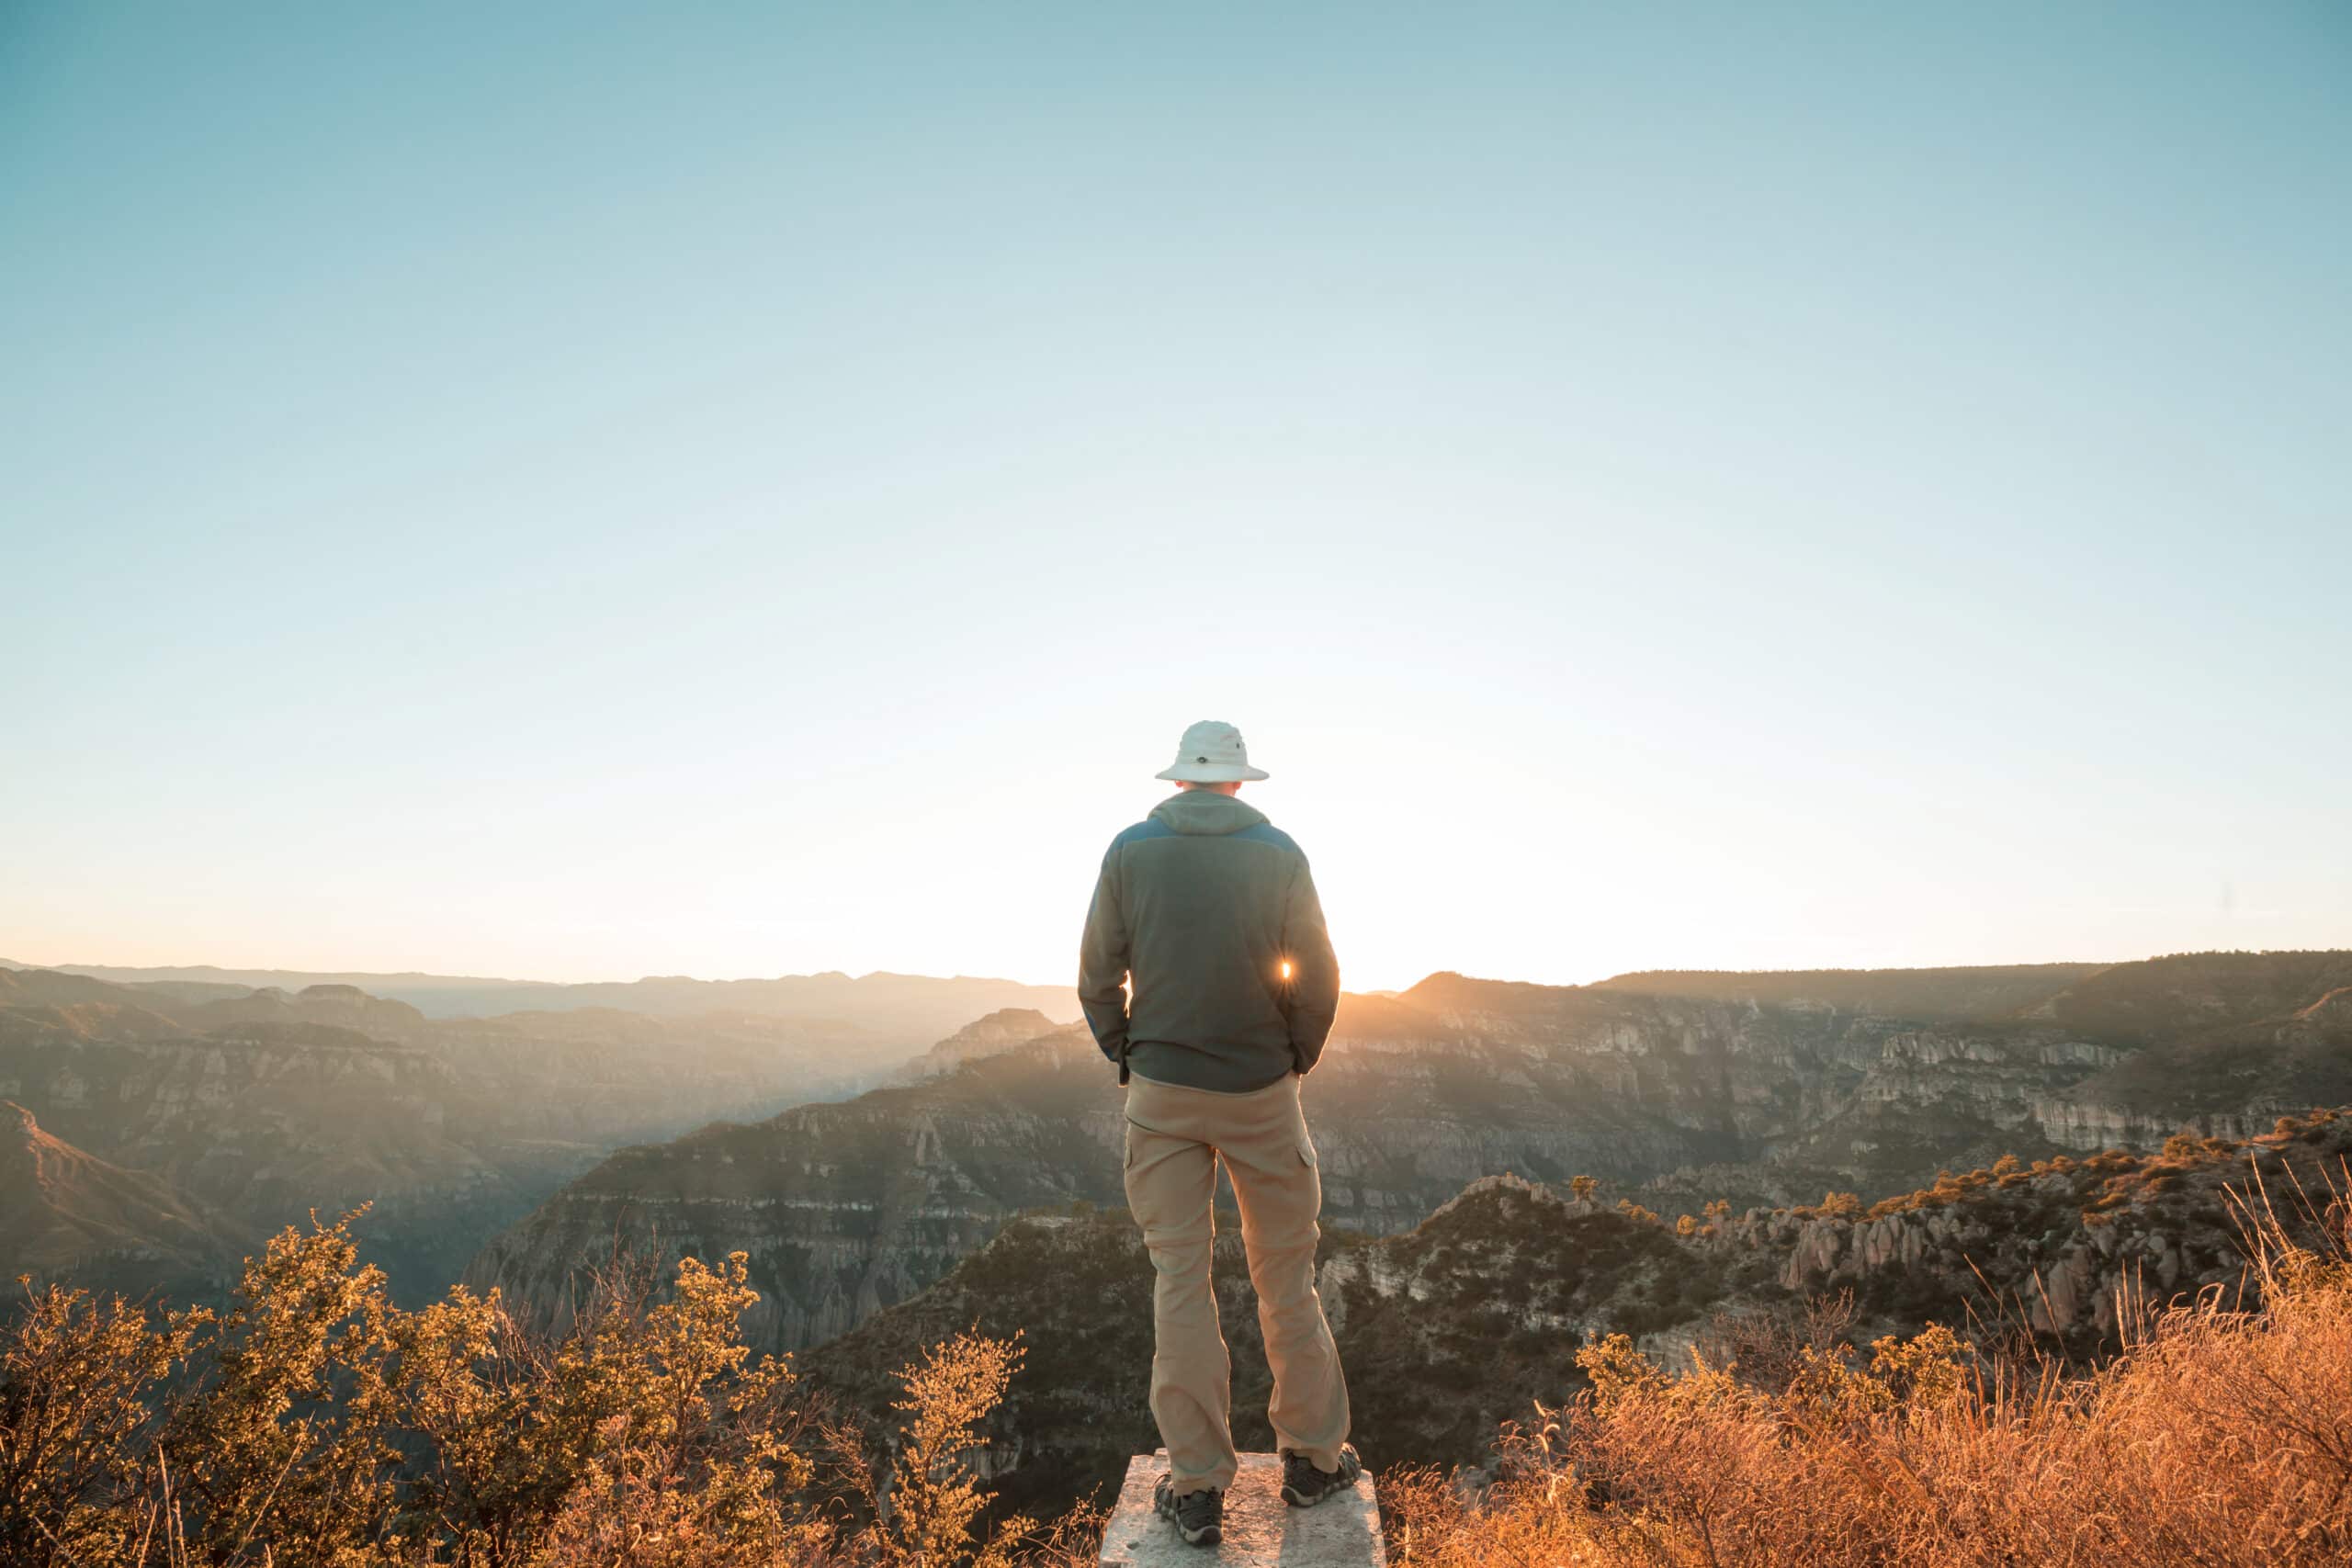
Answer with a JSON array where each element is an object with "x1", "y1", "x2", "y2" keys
[{"x1": 1078, "y1": 719, "x2": 1359, "y2": 1549}]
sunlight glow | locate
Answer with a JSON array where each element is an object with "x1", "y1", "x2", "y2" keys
[{"x1": 2, "y1": 6, "x2": 2343, "y2": 987}]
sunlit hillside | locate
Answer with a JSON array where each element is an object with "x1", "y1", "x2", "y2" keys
[{"x1": 1383, "y1": 1173, "x2": 2352, "y2": 1566}]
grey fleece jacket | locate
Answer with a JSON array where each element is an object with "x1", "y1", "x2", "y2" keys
[{"x1": 1077, "y1": 788, "x2": 1340, "y2": 1092}]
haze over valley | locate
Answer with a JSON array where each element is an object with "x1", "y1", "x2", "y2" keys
[
  {"x1": 0, "y1": 960, "x2": 1072, "y2": 1301},
  {"x1": 8, "y1": 947, "x2": 2345, "y2": 1373}
]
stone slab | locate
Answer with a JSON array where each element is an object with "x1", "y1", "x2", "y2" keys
[{"x1": 1097, "y1": 1450, "x2": 1385, "y2": 1567}]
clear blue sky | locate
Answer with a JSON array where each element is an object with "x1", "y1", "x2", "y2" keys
[{"x1": 4, "y1": 2, "x2": 2346, "y2": 992}]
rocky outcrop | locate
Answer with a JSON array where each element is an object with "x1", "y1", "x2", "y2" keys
[
  {"x1": 805, "y1": 1108, "x2": 2352, "y2": 1519},
  {"x1": 1743, "y1": 1111, "x2": 2352, "y2": 1342},
  {"x1": 2028, "y1": 1097, "x2": 2278, "y2": 1151}
]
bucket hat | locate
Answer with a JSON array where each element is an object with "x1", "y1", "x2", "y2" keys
[{"x1": 1155, "y1": 720, "x2": 1271, "y2": 783}]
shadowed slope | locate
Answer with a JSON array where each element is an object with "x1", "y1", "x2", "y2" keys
[{"x1": 0, "y1": 1100, "x2": 252, "y2": 1298}]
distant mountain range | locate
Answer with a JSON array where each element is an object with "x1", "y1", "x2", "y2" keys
[{"x1": 0, "y1": 958, "x2": 1079, "y2": 1033}]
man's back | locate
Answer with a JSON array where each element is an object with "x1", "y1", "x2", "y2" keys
[
  {"x1": 1079, "y1": 785, "x2": 1340, "y2": 1092},
  {"x1": 1079, "y1": 722, "x2": 1360, "y2": 1543}
]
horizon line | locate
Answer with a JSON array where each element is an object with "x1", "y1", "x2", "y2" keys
[{"x1": 7, "y1": 947, "x2": 2331, "y2": 998}]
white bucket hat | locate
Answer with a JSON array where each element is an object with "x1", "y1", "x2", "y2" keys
[{"x1": 1155, "y1": 719, "x2": 1271, "y2": 783}]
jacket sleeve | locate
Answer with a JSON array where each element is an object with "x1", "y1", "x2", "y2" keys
[
  {"x1": 1077, "y1": 846, "x2": 1131, "y2": 1066},
  {"x1": 1281, "y1": 856, "x2": 1340, "y2": 1073}
]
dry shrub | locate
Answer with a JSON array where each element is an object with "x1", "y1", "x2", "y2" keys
[
  {"x1": 1691, "y1": 1289, "x2": 1856, "y2": 1396},
  {"x1": 1386, "y1": 1162, "x2": 2352, "y2": 1568},
  {"x1": 0, "y1": 1280, "x2": 190, "y2": 1566},
  {"x1": 0, "y1": 1218, "x2": 1102, "y2": 1568},
  {"x1": 821, "y1": 1329, "x2": 1095, "y2": 1568}
]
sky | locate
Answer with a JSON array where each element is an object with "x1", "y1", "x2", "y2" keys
[{"x1": 3, "y1": 2, "x2": 2346, "y2": 994}]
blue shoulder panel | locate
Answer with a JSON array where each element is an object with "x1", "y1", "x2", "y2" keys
[
  {"x1": 1107, "y1": 818, "x2": 1178, "y2": 857},
  {"x1": 1232, "y1": 823, "x2": 1304, "y2": 856}
]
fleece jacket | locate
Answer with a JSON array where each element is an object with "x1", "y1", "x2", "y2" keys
[{"x1": 1077, "y1": 788, "x2": 1340, "y2": 1092}]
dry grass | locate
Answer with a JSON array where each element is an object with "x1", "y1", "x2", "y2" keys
[{"x1": 1384, "y1": 1158, "x2": 2352, "y2": 1568}]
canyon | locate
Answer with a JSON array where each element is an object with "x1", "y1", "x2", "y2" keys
[
  {"x1": 470, "y1": 951, "x2": 2352, "y2": 1357},
  {"x1": 7, "y1": 947, "x2": 2343, "y2": 1366}
]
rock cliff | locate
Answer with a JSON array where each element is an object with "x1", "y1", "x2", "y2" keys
[{"x1": 1736, "y1": 1111, "x2": 2351, "y2": 1345}]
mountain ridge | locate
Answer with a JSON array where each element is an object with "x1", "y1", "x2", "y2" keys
[{"x1": 0, "y1": 958, "x2": 1080, "y2": 1030}]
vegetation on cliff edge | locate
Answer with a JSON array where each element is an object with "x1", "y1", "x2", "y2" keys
[
  {"x1": 0, "y1": 1214, "x2": 1096, "y2": 1568},
  {"x1": 1384, "y1": 1152, "x2": 2352, "y2": 1566}
]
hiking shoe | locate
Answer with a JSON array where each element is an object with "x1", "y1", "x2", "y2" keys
[
  {"x1": 1281, "y1": 1444, "x2": 1363, "y2": 1507},
  {"x1": 1154, "y1": 1473, "x2": 1224, "y2": 1547}
]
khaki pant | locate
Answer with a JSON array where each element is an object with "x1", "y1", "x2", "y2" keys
[{"x1": 1122, "y1": 1071, "x2": 1351, "y2": 1495}]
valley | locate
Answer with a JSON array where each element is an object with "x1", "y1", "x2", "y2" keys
[{"x1": 0, "y1": 962, "x2": 1071, "y2": 1299}]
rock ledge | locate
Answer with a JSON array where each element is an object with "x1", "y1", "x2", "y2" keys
[{"x1": 1098, "y1": 1450, "x2": 1384, "y2": 1567}]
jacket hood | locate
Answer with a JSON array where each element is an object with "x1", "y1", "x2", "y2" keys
[{"x1": 1148, "y1": 789, "x2": 1271, "y2": 837}]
